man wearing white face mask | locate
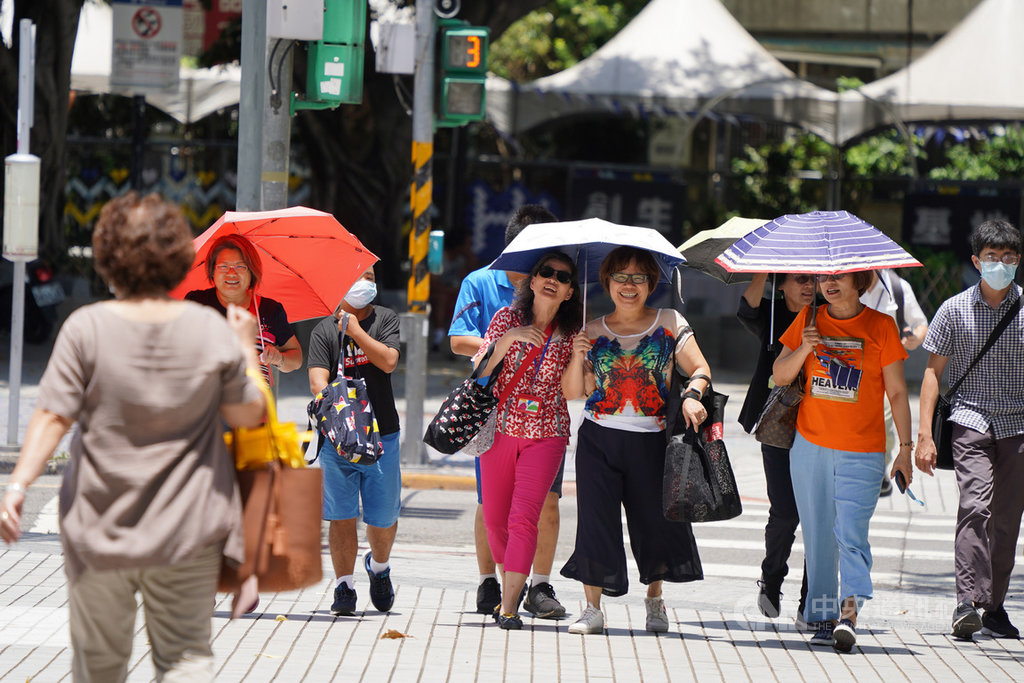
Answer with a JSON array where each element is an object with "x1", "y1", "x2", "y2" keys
[
  {"x1": 917, "y1": 219, "x2": 1024, "y2": 642},
  {"x1": 308, "y1": 266, "x2": 403, "y2": 616}
]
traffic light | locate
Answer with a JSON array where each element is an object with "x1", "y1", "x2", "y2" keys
[{"x1": 437, "y1": 23, "x2": 489, "y2": 126}]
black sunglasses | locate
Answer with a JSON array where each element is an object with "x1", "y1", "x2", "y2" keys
[
  {"x1": 790, "y1": 275, "x2": 813, "y2": 285},
  {"x1": 537, "y1": 264, "x2": 573, "y2": 284}
]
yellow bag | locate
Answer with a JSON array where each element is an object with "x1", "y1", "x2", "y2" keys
[{"x1": 224, "y1": 372, "x2": 313, "y2": 470}]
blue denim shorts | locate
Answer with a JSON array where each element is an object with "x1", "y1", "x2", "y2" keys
[{"x1": 321, "y1": 431, "x2": 401, "y2": 527}]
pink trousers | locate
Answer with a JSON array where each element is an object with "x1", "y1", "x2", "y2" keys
[{"x1": 480, "y1": 433, "x2": 566, "y2": 575}]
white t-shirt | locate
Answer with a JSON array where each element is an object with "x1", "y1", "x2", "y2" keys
[{"x1": 860, "y1": 271, "x2": 928, "y2": 331}]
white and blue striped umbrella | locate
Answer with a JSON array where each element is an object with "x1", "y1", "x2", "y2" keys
[{"x1": 714, "y1": 210, "x2": 922, "y2": 275}]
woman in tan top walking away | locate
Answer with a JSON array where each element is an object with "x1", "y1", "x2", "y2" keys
[{"x1": 0, "y1": 193, "x2": 266, "y2": 682}]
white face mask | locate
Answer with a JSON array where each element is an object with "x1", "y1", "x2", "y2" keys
[
  {"x1": 980, "y1": 261, "x2": 1017, "y2": 291},
  {"x1": 344, "y1": 279, "x2": 377, "y2": 308}
]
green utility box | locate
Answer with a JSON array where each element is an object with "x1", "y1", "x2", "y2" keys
[
  {"x1": 323, "y1": 0, "x2": 367, "y2": 45},
  {"x1": 306, "y1": 42, "x2": 364, "y2": 104}
]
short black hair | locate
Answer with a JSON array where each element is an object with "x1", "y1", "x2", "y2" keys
[
  {"x1": 969, "y1": 219, "x2": 1022, "y2": 256},
  {"x1": 505, "y1": 204, "x2": 557, "y2": 247}
]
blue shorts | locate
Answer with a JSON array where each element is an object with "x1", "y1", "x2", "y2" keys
[
  {"x1": 475, "y1": 443, "x2": 565, "y2": 504},
  {"x1": 321, "y1": 431, "x2": 401, "y2": 528}
]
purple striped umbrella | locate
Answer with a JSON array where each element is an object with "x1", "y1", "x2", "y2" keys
[{"x1": 714, "y1": 210, "x2": 922, "y2": 275}]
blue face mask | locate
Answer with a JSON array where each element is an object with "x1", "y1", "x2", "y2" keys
[
  {"x1": 344, "y1": 280, "x2": 377, "y2": 308},
  {"x1": 980, "y1": 261, "x2": 1017, "y2": 290}
]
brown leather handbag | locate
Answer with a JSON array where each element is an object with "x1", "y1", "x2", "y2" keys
[
  {"x1": 219, "y1": 374, "x2": 323, "y2": 598},
  {"x1": 753, "y1": 373, "x2": 804, "y2": 449}
]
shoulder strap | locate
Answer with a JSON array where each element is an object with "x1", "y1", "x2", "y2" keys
[
  {"x1": 945, "y1": 297, "x2": 1021, "y2": 399},
  {"x1": 887, "y1": 271, "x2": 907, "y2": 332},
  {"x1": 495, "y1": 322, "x2": 554, "y2": 407}
]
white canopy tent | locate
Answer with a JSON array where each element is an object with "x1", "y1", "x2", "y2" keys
[
  {"x1": 71, "y1": 0, "x2": 240, "y2": 124},
  {"x1": 486, "y1": 0, "x2": 839, "y2": 141},
  {"x1": 838, "y1": 0, "x2": 1024, "y2": 144}
]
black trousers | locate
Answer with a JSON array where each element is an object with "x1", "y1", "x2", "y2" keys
[
  {"x1": 561, "y1": 420, "x2": 703, "y2": 597},
  {"x1": 762, "y1": 444, "x2": 808, "y2": 608}
]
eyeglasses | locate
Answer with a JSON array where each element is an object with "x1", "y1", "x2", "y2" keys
[
  {"x1": 215, "y1": 263, "x2": 249, "y2": 273},
  {"x1": 536, "y1": 264, "x2": 572, "y2": 284},
  {"x1": 980, "y1": 254, "x2": 1020, "y2": 266},
  {"x1": 814, "y1": 273, "x2": 847, "y2": 283},
  {"x1": 791, "y1": 275, "x2": 813, "y2": 285},
  {"x1": 610, "y1": 272, "x2": 651, "y2": 285}
]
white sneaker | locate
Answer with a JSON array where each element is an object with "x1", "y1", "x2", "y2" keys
[
  {"x1": 568, "y1": 606, "x2": 605, "y2": 634},
  {"x1": 645, "y1": 597, "x2": 669, "y2": 632}
]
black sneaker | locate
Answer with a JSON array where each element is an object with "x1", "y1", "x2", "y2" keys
[
  {"x1": 523, "y1": 582, "x2": 566, "y2": 619},
  {"x1": 331, "y1": 584, "x2": 357, "y2": 616},
  {"x1": 880, "y1": 476, "x2": 893, "y2": 497},
  {"x1": 756, "y1": 578, "x2": 782, "y2": 618},
  {"x1": 833, "y1": 618, "x2": 856, "y2": 653},
  {"x1": 982, "y1": 605, "x2": 1020, "y2": 639},
  {"x1": 364, "y1": 552, "x2": 395, "y2": 613},
  {"x1": 477, "y1": 577, "x2": 501, "y2": 614},
  {"x1": 809, "y1": 620, "x2": 835, "y2": 646},
  {"x1": 952, "y1": 601, "x2": 982, "y2": 640},
  {"x1": 497, "y1": 612, "x2": 523, "y2": 630}
]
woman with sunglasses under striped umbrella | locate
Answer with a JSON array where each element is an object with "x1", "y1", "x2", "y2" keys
[{"x1": 737, "y1": 273, "x2": 817, "y2": 628}]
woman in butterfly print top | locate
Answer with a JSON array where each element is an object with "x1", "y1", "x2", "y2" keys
[
  {"x1": 561, "y1": 246, "x2": 711, "y2": 635},
  {"x1": 473, "y1": 251, "x2": 582, "y2": 629}
]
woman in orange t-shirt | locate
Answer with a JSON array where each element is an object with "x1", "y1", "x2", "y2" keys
[{"x1": 773, "y1": 270, "x2": 914, "y2": 653}]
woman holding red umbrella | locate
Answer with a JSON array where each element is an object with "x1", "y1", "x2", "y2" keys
[{"x1": 186, "y1": 234, "x2": 303, "y2": 384}]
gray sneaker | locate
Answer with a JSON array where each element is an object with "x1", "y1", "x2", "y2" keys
[
  {"x1": 568, "y1": 606, "x2": 605, "y2": 634},
  {"x1": 645, "y1": 597, "x2": 669, "y2": 633},
  {"x1": 523, "y1": 582, "x2": 566, "y2": 619}
]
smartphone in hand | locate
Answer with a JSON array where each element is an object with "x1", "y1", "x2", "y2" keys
[{"x1": 894, "y1": 470, "x2": 908, "y2": 495}]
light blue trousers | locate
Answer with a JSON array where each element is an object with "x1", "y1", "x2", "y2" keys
[{"x1": 790, "y1": 432, "x2": 885, "y2": 622}]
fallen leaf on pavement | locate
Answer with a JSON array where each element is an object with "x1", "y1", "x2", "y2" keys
[{"x1": 381, "y1": 629, "x2": 411, "y2": 639}]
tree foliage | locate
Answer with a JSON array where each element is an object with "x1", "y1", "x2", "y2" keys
[
  {"x1": 490, "y1": 0, "x2": 648, "y2": 81},
  {"x1": 730, "y1": 134, "x2": 833, "y2": 216}
]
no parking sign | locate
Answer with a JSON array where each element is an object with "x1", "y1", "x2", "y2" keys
[{"x1": 111, "y1": 0, "x2": 183, "y2": 93}]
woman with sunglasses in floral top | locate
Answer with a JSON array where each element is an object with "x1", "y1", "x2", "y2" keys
[
  {"x1": 737, "y1": 273, "x2": 817, "y2": 627},
  {"x1": 561, "y1": 245, "x2": 711, "y2": 635},
  {"x1": 473, "y1": 251, "x2": 582, "y2": 630},
  {"x1": 773, "y1": 270, "x2": 914, "y2": 653}
]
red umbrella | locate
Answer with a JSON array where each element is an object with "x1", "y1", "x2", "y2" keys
[{"x1": 170, "y1": 206, "x2": 378, "y2": 322}]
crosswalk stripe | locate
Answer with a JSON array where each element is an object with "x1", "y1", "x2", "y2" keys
[{"x1": 29, "y1": 495, "x2": 60, "y2": 534}]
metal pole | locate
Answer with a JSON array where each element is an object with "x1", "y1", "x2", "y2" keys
[
  {"x1": 237, "y1": 0, "x2": 267, "y2": 211},
  {"x1": 261, "y1": 39, "x2": 293, "y2": 211},
  {"x1": 130, "y1": 94, "x2": 147, "y2": 190},
  {"x1": 401, "y1": 0, "x2": 435, "y2": 466},
  {"x1": 6, "y1": 19, "x2": 35, "y2": 449}
]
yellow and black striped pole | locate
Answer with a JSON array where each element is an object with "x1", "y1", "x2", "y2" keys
[
  {"x1": 399, "y1": 0, "x2": 436, "y2": 465},
  {"x1": 408, "y1": 140, "x2": 432, "y2": 312}
]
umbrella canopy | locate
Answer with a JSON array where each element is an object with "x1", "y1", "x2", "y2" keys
[
  {"x1": 170, "y1": 207, "x2": 379, "y2": 323},
  {"x1": 678, "y1": 217, "x2": 769, "y2": 284},
  {"x1": 714, "y1": 210, "x2": 922, "y2": 275},
  {"x1": 490, "y1": 217, "x2": 685, "y2": 284}
]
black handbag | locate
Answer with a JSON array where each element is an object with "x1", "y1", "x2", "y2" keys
[
  {"x1": 663, "y1": 372, "x2": 742, "y2": 523},
  {"x1": 423, "y1": 347, "x2": 505, "y2": 455},
  {"x1": 932, "y1": 299, "x2": 1020, "y2": 470},
  {"x1": 307, "y1": 315, "x2": 384, "y2": 465}
]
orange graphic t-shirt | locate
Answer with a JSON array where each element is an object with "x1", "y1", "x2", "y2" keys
[{"x1": 779, "y1": 304, "x2": 907, "y2": 453}]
